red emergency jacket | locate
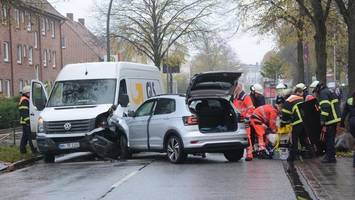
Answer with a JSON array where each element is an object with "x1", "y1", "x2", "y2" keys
[
  {"x1": 233, "y1": 91, "x2": 255, "y2": 119},
  {"x1": 251, "y1": 104, "x2": 278, "y2": 133}
]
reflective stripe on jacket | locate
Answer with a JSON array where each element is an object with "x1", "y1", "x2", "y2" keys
[
  {"x1": 18, "y1": 95, "x2": 30, "y2": 125},
  {"x1": 319, "y1": 87, "x2": 341, "y2": 125},
  {"x1": 281, "y1": 95, "x2": 304, "y2": 126}
]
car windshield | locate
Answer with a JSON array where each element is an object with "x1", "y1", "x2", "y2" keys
[{"x1": 47, "y1": 79, "x2": 116, "y2": 107}]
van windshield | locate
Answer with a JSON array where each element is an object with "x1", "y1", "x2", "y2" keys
[{"x1": 47, "y1": 79, "x2": 116, "y2": 107}]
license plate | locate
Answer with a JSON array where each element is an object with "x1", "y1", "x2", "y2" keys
[{"x1": 58, "y1": 142, "x2": 80, "y2": 149}]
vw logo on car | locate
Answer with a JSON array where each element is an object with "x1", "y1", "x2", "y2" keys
[{"x1": 64, "y1": 122, "x2": 72, "y2": 131}]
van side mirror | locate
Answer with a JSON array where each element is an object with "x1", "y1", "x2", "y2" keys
[
  {"x1": 119, "y1": 94, "x2": 129, "y2": 107},
  {"x1": 35, "y1": 98, "x2": 46, "y2": 111}
]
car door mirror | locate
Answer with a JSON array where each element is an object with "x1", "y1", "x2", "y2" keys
[
  {"x1": 35, "y1": 99, "x2": 47, "y2": 111},
  {"x1": 127, "y1": 110, "x2": 135, "y2": 117},
  {"x1": 119, "y1": 94, "x2": 129, "y2": 108}
]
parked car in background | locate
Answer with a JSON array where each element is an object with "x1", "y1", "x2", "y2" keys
[{"x1": 121, "y1": 72, "x2": 248, "y2": 163}]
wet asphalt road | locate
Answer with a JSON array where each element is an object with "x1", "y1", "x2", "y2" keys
[{"x1": 0, "y1": 153, "x2": 296, "y2": 200}]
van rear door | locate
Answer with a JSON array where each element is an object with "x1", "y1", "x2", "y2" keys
[{"x1": 30, "y1": 80, "x2": 48, "y2": 133}]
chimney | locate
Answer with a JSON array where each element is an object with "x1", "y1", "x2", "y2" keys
[
  {"x1": 78, "y1": 18, "x2": 85, "y2": 26},
  {"x1": 66, "y1": 13, "x2": 73, "y2": 21}
]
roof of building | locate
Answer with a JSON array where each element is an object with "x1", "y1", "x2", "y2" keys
[
  {"x1": 17, "y1": 0, "x2": 65, "y2": 20},
  {"x1": 64, "y1": 18, "x2": 106, "y2": 59}
]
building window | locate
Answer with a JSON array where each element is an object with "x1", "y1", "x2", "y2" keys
[
  {"x1": 61, "y1": 36, "x2": 66, "y2": 48},
  {"x1": 0, "y1": 80, "x2": 2, "y2": 93},
  {"x1": 51, "y1": 21, "x2": 55, "y2": 38},
  {"x1": 19, "y1": 80, "x2": 24, "y2": 92},
  {"x1": 28, "y1": 46, "x2": 33, "y2": 65},
  {"x1": 52, "y1": 51, "x2": 56, "y2": 68},
  {"x1": 15, "y1": 8, "x2": 20, "y2": 28},
  {"x1": 23, "y1": 44, "x2": 27, "y2": 58},
  {"x1": 1, "y1": 4, "x2": 8, "y2": 24},
  {"x1": 34, "y1": 32, "x2": 38, "y2": 48},
  {"x1": 45, "y1": 18, "x2": 49, "y2": 32},
  {"x1": 16, "y1": 44, "x2": 22, "y2": 64},
  {"x1": 27, "y1": 13, "x2": 31, "y2": 31},
  {"x1": 43, "y1": 49, "x2": 47, "y2": 67},
  {"x1": 48, "y1": 49, "x2": 51, "y2": 63},
  {"x1": 3, "y1": 42, "x2": 9, "y2": 62},
  {"x1": 4, "y1": 80, "x2": 10, "y2": 97},
  {"x1": 41, "y1": 17, "x2": 46, "y2": 35}
]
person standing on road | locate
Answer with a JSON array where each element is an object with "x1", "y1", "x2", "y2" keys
[
  {"x1": 250, "y1": 103, "x2": 280, "y2": 158},
  {"x1": 18, "y1": 86, "x2": 37, "y2": 154},
  {"x1": 280, "y1": 85, "x2": 305, "y2": 170},
  {"x1": 250, "y1": 83, "x2": 265, "y2": 108},
  {"x1": 233, "y1": 83, "x2": 255, "y2": 161},
  {"x1": 313, "y1": 82, "x2": 341, "y2": 163},
  {"x1": 340, "y1": 91, "x2": 355, "y2": 168}
]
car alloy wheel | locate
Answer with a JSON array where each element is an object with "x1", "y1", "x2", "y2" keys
[{"x1": 166, "y1": 135, "x2": 186, "y2": 163}]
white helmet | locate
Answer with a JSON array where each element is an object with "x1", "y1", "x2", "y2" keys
[
  {"x1": 22, "y1": 85, "x2": 30, "y2": 94},
  {"x1": 309, "y1": 80, "x2": 319, "y2": 89},
  {"x1": 276, "y1": 83, "x2": 287, "y2": 89},
  {"x1": 252, "y1": 83, "x2": 264, "y2": 95},
  {"x1": 295, "y1": 83, "x2": 307, "y2": 90}
]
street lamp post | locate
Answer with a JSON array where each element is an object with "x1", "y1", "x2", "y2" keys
[{"x1": 106, "y1": 0, "x2": 114, "y2": 61}]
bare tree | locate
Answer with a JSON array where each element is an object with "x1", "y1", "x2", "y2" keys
[
  {"x1": 334, "y1": 0, "x2": 355, "y2": 93},
  {"x1": 295, "y1": 0, "x2": 332, "y2": 84},
  {"x1": 107, "y1": 0, "x2": 216, "y2": 69}
]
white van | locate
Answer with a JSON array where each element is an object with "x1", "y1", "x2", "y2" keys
[{"x1": 30, "y1": 62, "x2": 163, "y2": 162}]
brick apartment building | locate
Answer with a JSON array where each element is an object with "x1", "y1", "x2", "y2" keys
[
  {"x1": 61, "y1": 13, "x2": 105, "y2": 67},
  {"x1": 0, "y1": 0, "x2": 105, "y2": 97}
]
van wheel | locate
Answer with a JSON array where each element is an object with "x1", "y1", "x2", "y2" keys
[
  {"x1": 44, "y1": 154, "x2": 55, "y2": 163},
  {"x1": 119, "y1": 134, "x2": 131, "y2": 160},
  {"x1": 166, "y1": 135, "x2": 187, "y2": 164},
  {"x1": 224, "y1": 149, "x2": 244, "y2": 162}
]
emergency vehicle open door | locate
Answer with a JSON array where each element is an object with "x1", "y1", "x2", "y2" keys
[{"x1": 30, "y1": 80, "x2": 48, "y2": 133}]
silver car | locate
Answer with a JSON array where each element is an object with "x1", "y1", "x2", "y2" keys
[{"x1": 121, "y1": 72, "x2": 248, "y2": 163}]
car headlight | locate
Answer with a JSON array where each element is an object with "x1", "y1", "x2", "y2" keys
[{"x1": 37, "y1": 117, "x2": 44, "y2": 133}]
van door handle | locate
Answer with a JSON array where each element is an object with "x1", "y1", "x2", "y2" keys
[{"x1": 30, "y1": 113, "x2": 35, "y2": 116}]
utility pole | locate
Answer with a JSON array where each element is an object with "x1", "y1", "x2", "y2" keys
[{"x1": 106, "y1": 0, "x2": 114, "y2": 61}]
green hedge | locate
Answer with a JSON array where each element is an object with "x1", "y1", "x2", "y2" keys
[{"x1": 0, "y1": 95, "x2": 20, "y2": 129}]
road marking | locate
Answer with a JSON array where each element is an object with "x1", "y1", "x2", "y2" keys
[{"x1": 110, "y1": 170, "x2": 139, "y2": 189}]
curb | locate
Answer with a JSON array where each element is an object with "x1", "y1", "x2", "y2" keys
[{"x1": 0, "y1": 155, "x2": 43, "y2": 174}]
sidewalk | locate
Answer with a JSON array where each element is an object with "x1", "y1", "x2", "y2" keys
[{"x1": 296, "y1": 157, "x2": 355, "y2": 200}]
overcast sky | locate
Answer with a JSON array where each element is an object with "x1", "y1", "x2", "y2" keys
[{"x1": 49, "y1": 0, "x2": 275, "y2": 65}]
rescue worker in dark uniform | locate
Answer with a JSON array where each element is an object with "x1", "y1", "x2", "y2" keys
[
  {"x1": 313, "y1": 83, "x2": 341, "y2": 163},
  {"x1": 18, "y1": 86, "x2": 37, "y2": 154},
  {"x1": 280, "y1": 85, "x2": 305, "y2": 170},
  {"x1": 340, "y1": 91, "x2": 355, "y2": 167}
]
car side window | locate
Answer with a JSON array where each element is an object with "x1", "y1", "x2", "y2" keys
[
  {"x1": 135, "y1": 100, "x2": 155, "y2": 117},
  {"x1": 119, "y1": 79, "x2": 127, "y2": 95},
  {"x1": 154, "y1": 98, "x2": 175, "y2": 115}
]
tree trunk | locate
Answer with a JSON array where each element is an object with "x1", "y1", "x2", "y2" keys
[
  {"x1": 348, "y1": 25, "x2": 355, "y2": 94},
  {"x1": 314, "y1": 24, "x2": 327, "y2": 84},
  {"x1": 297, "y1": 33, "x2": 305, "y2": 83}
]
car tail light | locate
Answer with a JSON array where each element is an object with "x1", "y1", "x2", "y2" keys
[{"x1": 183, "y1": 115, "x2": 198, "y2": 126}]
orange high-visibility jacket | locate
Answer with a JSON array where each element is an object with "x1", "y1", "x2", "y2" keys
[
  {"x1": 233, "y1": 91, "x2": 255, "y2": 119},
  {"x1": 252, "y1": 104, "x2": 278, "y2": 133}
]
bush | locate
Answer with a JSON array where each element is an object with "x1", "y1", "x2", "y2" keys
[{"x1": 0, "y1": 95, "x2": 20, "y2": 129}]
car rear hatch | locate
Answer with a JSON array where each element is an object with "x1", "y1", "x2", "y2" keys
[{"x1": 186, "y1": 72, "x2": 242, "y2": 133}]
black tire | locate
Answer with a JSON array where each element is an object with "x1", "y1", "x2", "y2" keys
[
  {"x1": 224, "y1": 149, "x2": 244, "y2": 162},
  {"x1": 119, "y1": 133, "x2": 132, "y2": 160},
  {"x1": 165, "y1": 135, "x2": 187, "y2": 164},
  {"x1": 44, "y1": 154, "x2": 55, "y2": 163}
]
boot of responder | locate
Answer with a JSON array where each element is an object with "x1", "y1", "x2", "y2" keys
[{"x1": 245, "y1": 146, "x2": 253, "y2": 161}]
